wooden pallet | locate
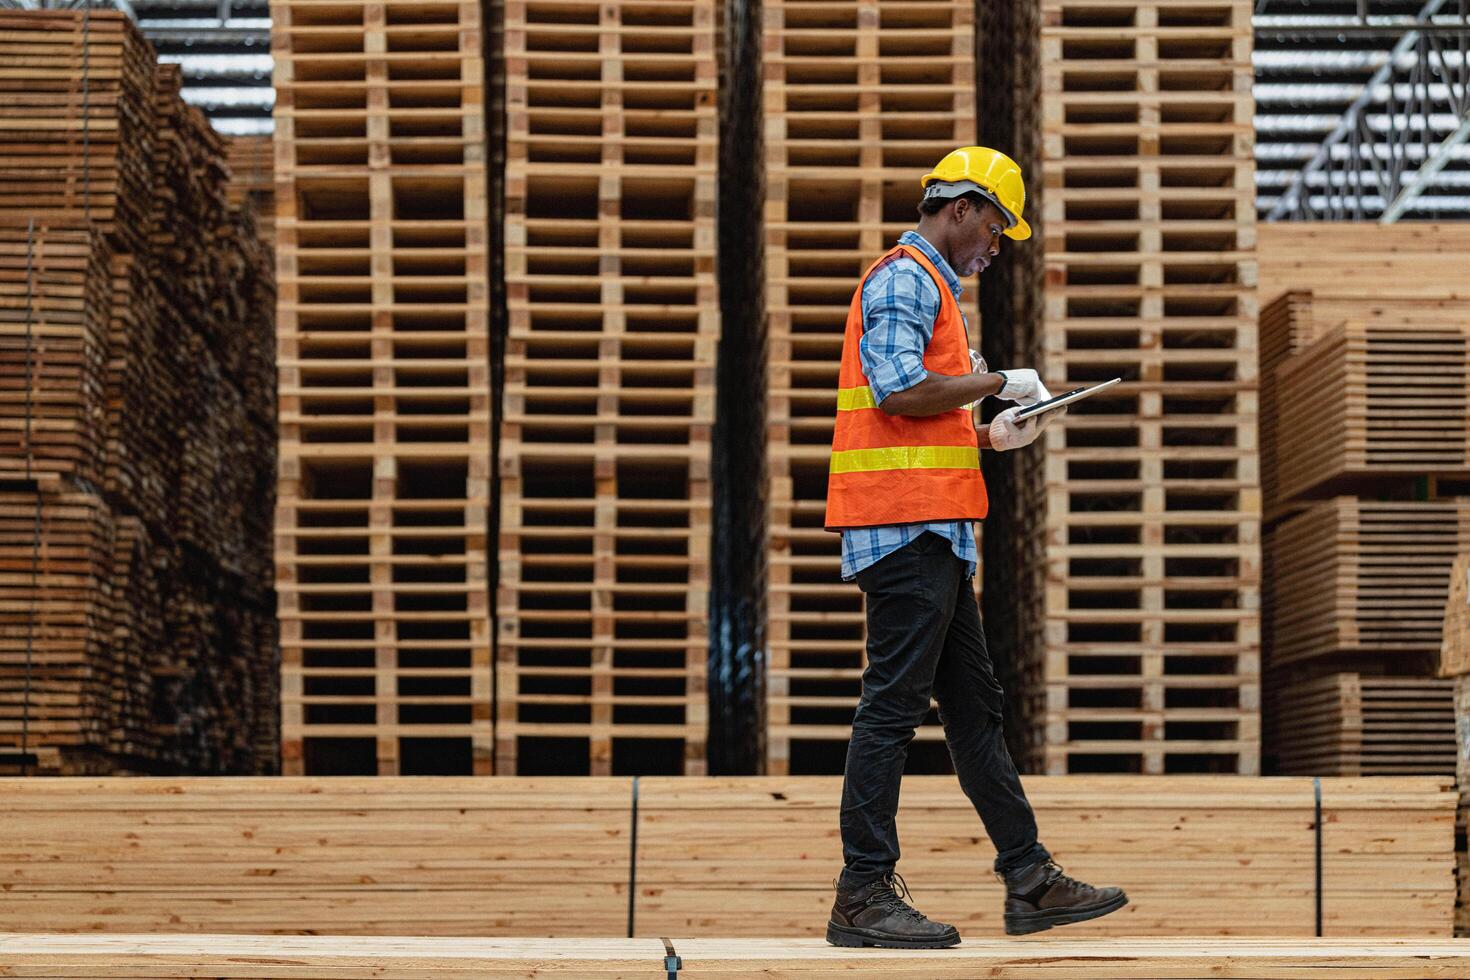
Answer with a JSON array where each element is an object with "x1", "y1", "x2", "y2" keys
[
  {"x1": 271, "y1": 0, "x2": 495, "y2": 775},
  {"x1": 761, "y1": 0, "x2": 981, "y2": 775},
  {"x1": 1030, "y1": 0, "x2": 1260, "y2": 775},
  {"x1": 1, "y1": 936, "x2": 1468, "y2": 978},
  {"x1": 0, "y1": 775, "x2": 1452, "y2": 938},
  {"x1": 1270, "y1": 673, "x2": 1456, "y2": 777},
  {"x1": 494, "y1": 0, "x2": 718, "y2": 776},
  {"x1": 1268, "y1": 499, "x2": 1470, "y2": 672}
]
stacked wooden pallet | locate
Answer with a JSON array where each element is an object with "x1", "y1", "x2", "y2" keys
[
  {"x1": 1271, "y1": 673, "x2": 1456, "y2": 777},
  {"x1": 272, "y1": 0, "x2": 493, "y2": 775},
  {"x1": 0, "y1": 12, "x2": 277, "y2": 775},
  {"x1": 1029, "y1": 0, "x2": 1260, "y2": 774},
  {"x1": 0, "y1": 775, "x2": 1452, "y2": 938},
  {"x1": 494, "y1": 0, "x2": 717, "y2": 775},
  {"x1": 761, "y1": 0, "x2": 980, "y2": 775}
]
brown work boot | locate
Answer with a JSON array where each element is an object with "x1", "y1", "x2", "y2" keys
[
  {"x1": 999, "y1": 860, "x2": 1127, "y2": 935},
  {"x1": 826, "y1": 871, "x2": 961, "y2": 949}
]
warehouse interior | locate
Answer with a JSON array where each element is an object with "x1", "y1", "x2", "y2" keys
[{"x1": 3, "y1": 0, "x2": 1470, "y2": 972}]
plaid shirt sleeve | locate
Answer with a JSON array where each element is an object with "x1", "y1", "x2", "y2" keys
[{"x1": 858, "y1": 258, "x2": 941, "y2": 406}]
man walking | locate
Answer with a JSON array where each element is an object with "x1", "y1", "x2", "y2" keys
[{"x1": 823, "y1": 147, "x2": 1127, "y2": 947}]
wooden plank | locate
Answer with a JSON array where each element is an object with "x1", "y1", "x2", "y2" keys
[{"x1": 0, "y1": 935, "x2": 1468, "y2": 979}]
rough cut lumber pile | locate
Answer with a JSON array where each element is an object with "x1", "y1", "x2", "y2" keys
[
  {"x1": 1029, "y1": 0, "x2": 1261, "y2": 775},
  {"x1": 495, "y1": 0, "x2": 717, "y2": 776},
  {"x1": 0, "y1": 775, "x2": 1450, "y2": 938},
  {"x1": 0, "y1": 936, "x2": 1467, "y2": 979},
  {"x1": 760, "y1": 0, "x2": 981, "y2": 776},
  {"x1": 225, "y1": 135, "x2": 275, "y2": 250},
  {"x1": 1271, "y1": 673, "x2": 1455, "y2": 777},
  {"x1": 0, "y1": 11, "x2": 277, "y2": 775},
  {"x1": 271, "y1": 0, "x2": 494, "y2": 775}
]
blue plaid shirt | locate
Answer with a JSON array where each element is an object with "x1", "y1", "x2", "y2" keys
[{"x1": 838, "y1": 231, "x2": 978, "y2": 581}]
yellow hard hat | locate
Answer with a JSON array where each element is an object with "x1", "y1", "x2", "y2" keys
[{"x1": 919, "y1": 146, "x2": 1031, "y2": 241}]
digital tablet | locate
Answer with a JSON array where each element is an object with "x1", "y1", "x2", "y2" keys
[{"x1": 1012, "y1": 377, "x2": 1122, "y2": 422}]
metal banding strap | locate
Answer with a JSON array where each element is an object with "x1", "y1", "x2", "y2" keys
[
  {"x1": 660, "y1": 937, "x2": 681, "y2": 978},
  {"x1": 835, "y1": 385, "x2": 878, "y2": 411},
  {"x1": 1313, "y1": 776, "x2": 1322, "y2": 938},
  {"x1": 830, "y1": 445, "x2": 979, "y2": 475},
  {"x1": 627, "y1": 776, "x2": 640, "y2": 938}
]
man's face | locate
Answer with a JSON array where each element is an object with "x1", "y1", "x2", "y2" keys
[{"x1": 951, "y1": 198, "x2": 1005, "y2": 277}]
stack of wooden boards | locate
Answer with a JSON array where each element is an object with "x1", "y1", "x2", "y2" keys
[
  {"x1": 225, "y1": 135, "x2": 275, "y2": 250},
  {"x1": 271, "y1": 0, "x2": 495, "y2": 775},
  {"x1": 3, "y1": 936, "x2": 1469, "y2": 979},
  {"x1": 0, "y1": 11, "x2": 277, "y2": 775},
  {"x1": 760, "y1": 0, "x2": 981, "y2": 775},
  {"x1": 1025, "y1": 0, "x2": 1261, "y2": 775},
  {"x1": 0, "y1": 775, "x2": 1452, "y2": 937},
  {"x1": 495, "y1": 0, "x2": 717, "y2": 776},
  {"x1": 1257, "y1": 224, "x2": 1470, "y2": 778},
  {"x1": 1270, "y1": 673, "x2": 1456, "y2": 776}
]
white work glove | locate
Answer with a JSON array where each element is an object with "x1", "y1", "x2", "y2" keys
[
  {"x1": 994, "y1": 368, "x2": 1053, "y2": 408},
  {"x1": 963, "y1": 349, "x2": 987, "y2": 411},
  {"x1": 987, "y1": 404, "x2": 1066, "y2": 452}
]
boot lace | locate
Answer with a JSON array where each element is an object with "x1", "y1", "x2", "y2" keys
[{"x1": 870, "y1": 871, "x2": 928, "y2": 922}]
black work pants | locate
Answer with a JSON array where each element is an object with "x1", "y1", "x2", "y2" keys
[{"x1": 837, "y1": 531, "x2": 1050, "y2": 890}]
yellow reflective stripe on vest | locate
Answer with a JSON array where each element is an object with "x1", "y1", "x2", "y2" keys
[
  {"x1": 829, "y1": 445, "x2": 979, "y2": 475},
  {"x1": 836, "y1": 385, "x2": 878, "y2": 411}
]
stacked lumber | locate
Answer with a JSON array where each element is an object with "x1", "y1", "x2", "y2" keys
[
  {"x1": 1027, "y1": 0, "x2": 1261, "y2": 774},
  {"x1": 1257, "y1": 223, "x2": 1470, "y2": 305},
  {"x1": 494, "y1": 0, "x2": 716, "y2": 775},
  {"x1": 272, "y1": 0, "x2": 494, "y2": 774},
  {"x1": 0, "y1": 12, "x2": 277, "y2": 775},
  {"x1": 1, "y1": 936, "x2": 1468, "y2": 979},
  {"x1": 225, "y1": 135, "x2": 275, "y2": 249},
  {"x1": 635, "y1": 776, "x2": 1452, "y2": 938},
  {"x1": 1256, "y1": 233, "x2": 1470, "y2": 775},
  {"x1": 761, "y1": 0, "x2": 980, "y2": 775},
  {"x1": 0, "y1": 775, "x2": 1450, "y2": 938},
  {"x1": 0, "y1": 10, "x2": 158, "y2": 250},
  {"x1": 1270, "y1": 499, "x2": 1470, "y2": 672},
  {"x1": 1271, "y1": 673, "x2": 1456, "y2": 776}
]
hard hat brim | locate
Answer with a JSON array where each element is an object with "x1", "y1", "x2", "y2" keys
[{"x1": 1003, "y1": 216, "x2": 1031, "y2": 242}]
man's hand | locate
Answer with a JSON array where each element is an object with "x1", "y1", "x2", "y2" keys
[
  {"x1": 994, "y1": 368, "x2": 1053, "y2": 408},
  {"x1": 986, "y1": 404, "x2": 1066, "y2": 452}
]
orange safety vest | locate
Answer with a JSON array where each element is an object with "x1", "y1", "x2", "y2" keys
[{"x1": 825, "y1": 243, "x2": 988, "y2": 531}]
